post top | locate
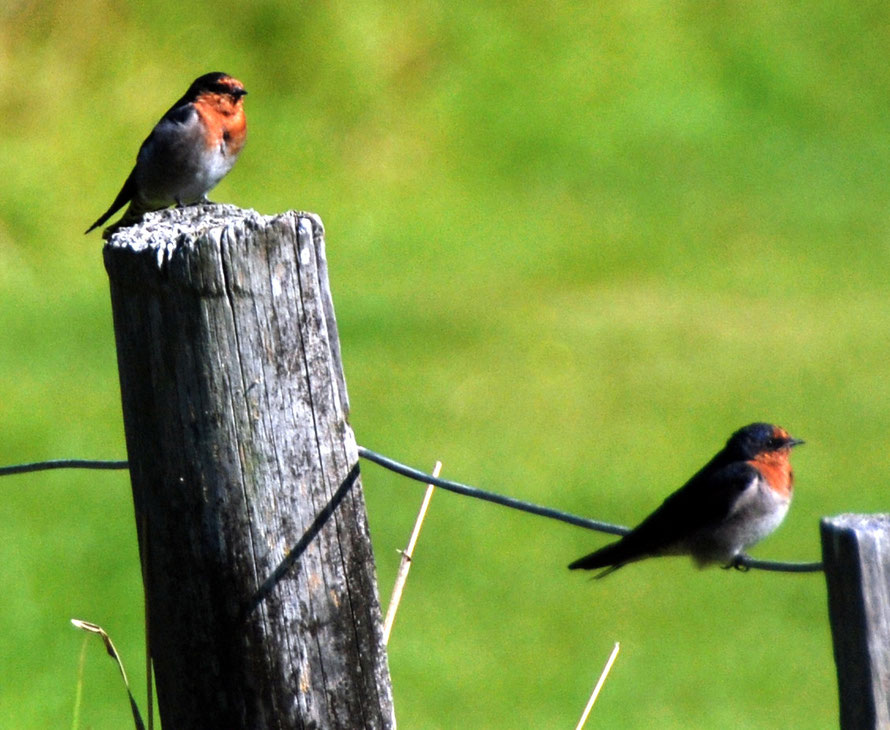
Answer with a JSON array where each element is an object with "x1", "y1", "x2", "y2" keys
[
  {"x1": 103, "y1": 204, "x2": 255, "y2": 249},
  {"x1": 821, "y1": 513, "x2": 890, "y2": 531},
  {"x1": 102, "y1": 204, "x2": 324, "y2": 267}
]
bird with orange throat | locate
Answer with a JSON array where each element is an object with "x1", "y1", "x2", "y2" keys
[
  {"x1": 569, "y1": 423, "x2": 804, "y2": 577},
  {"x1": 86, "y1": 72, "x2": 247, "y2": 238}
]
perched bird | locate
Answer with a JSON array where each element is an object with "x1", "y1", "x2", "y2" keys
[
  {"x1": 86, "y1": 72, "x2": 247, "y2": 237},
  {"x1": 569, "y1": 423, "x2": 804, "y2": 577}
]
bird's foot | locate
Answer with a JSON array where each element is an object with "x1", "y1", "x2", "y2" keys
[
  {"x1": 174, "y1": 196, "x2": 214, "y2": 209},
  {"x1": 723, "y1": 554, "x2": 751, "y2": 572}
]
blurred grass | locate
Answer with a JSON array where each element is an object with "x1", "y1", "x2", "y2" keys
[{"x1": 2, "y1": 0, "x2": 889, "y2": 726}]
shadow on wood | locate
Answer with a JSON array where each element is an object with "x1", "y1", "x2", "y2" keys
[{"x1": 243, "y1": 461, "x2": 361, "y2": 620}]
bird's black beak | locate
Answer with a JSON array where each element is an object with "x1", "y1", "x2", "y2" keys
[{"x1": 787, "y1": 437, "x2": 805, "y2": 448}]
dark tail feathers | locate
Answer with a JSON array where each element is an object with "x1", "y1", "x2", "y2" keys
[
  {"x1": 85, "y1": 169, "x2": 136, "y2": 234},
  {"x1": 568, "y1": 539, "x2": 631, "y2": 578}
]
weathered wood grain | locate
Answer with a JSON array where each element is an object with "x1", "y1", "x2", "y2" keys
[
  {"x1": 104, "y1": 205, "x2": 395, "y2": 729},
  {"x1": 821, "y1": 513, "x2": 890, "y2": 729}
]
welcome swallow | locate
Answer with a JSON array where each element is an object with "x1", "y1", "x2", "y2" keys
[
  {"x1": 86, "y1": 72, "x2": 247, "y2": 238},
  {"x1": 569, "y1": 423, "x2": 804, "y2": 577}
]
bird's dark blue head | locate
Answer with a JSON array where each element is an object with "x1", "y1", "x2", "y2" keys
[
  {"x1": 184, "y1": 72, "x2": 247, "y2": 101},
  {"x1": 724, "y1": 422, "x2": 804, "y2": 460}
]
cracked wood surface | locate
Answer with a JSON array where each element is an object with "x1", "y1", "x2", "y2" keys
[{"x1": 104, "y1": 205, "x2": 395, "y2": 729}]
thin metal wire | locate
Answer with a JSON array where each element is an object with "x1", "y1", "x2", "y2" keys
[
  {"x1": 357, "y1": 446, "x2": 630, "y2": 537},
  {"x1": 0, "y1": 459, "x2": 129, "y2": 477},
  {"x1": 357, "y1": 446, "x2": 824, "y2": 574},
  {"x1": 732, "y1": 555, "x2": 823, "y2": 573},
  {"x1": 0, "y1": 451, "x2": 824, "y2": 573}
]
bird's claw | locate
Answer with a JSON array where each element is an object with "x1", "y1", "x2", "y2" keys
[{"x1": 723, "y1": 554, "x2": 751, "y2": 572}]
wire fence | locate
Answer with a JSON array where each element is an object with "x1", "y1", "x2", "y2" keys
[
  {"x1": 0, "y1": 459, "x2": 129, "y2": 477},
  {"x1": 0, "y1": 448, "x2": 824, "y2": 573}
]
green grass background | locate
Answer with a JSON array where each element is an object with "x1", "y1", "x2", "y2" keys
[{"x1": 1, "y1": 1, "x2": 888, "y2": 727}]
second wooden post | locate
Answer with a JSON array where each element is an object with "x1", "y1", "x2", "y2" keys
[{"x1": 821, "y1": 513, "x2": 890, "y2": 729}]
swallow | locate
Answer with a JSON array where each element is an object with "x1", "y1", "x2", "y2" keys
[
  {"x1": 86, "y1": 72, "x2": 247, "y2": 238},
  {"x1": 569, "y1": 423, "x2": 804, "y2": 577}
]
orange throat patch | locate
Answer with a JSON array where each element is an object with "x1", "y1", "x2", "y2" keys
[
  {"x1": 194, "y1": 94, "x2": 247, "y2": 156},
  {"x1": 748, "y1": 452, "x2": 794, "y2": 499}
]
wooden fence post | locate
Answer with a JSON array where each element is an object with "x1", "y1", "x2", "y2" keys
[
  {"x1": 821, "y1": 514, "x2": 890, "y2": 729},
  {"x1": 103, "y1": 205, "x2": 395, "y2": 729}
]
